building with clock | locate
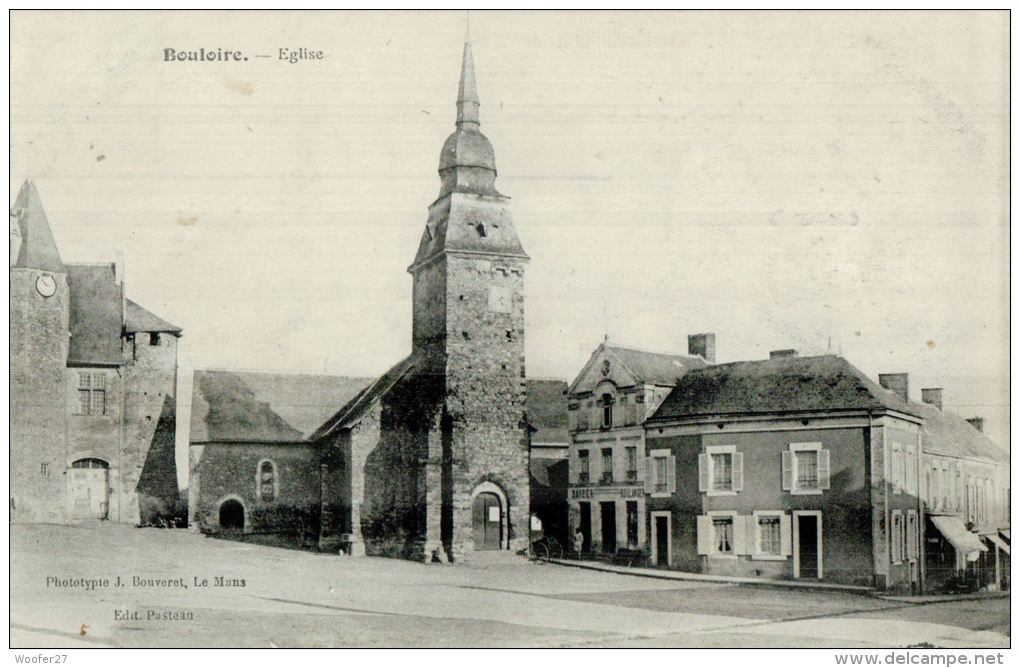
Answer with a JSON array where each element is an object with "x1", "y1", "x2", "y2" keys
[{"x1": 9, "y1": 179, "x2": 184, "y2": 525}]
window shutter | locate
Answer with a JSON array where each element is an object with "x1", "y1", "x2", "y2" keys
[
  {"x1": 667, "y1": 455, "x2": 676, "y2": 494},
  {"x1": 781, "y1": 451, "x2": 793, "y2": 491},
  {"x1": 732, "y1": 452, "x2": 743, "y2": 492},
  {"x1": 907, "y1": 512, "x2": 918, "y2": 559},
  {"x1": 696, "y1": 515, "x2": 712, "y2": 555},
  {"x1": 745, "y1": 516, "x2": 758, "y2": 556},
  {"x1": 644, "y1": 458, "x2": 653, "y2": 493},
  {"x1": 698, "y1": 453, "x2": 708, "y2": 492},
  {"x1": 819, "y1": 449, "x2": 831, "y2": 490},
  {"x1": 732, "y1": 516, "x2": 747, "y2": 555},
  {"x1": 780, "y1": 513, "x2": 792, "y2": 555}
]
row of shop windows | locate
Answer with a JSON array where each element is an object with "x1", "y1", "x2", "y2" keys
[{"x1": 575, "y1": 499, "x2": 641, "y2": 552}]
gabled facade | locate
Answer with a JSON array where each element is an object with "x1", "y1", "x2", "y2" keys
[
  {"x1": 644, "y1": 352, "x2": 925, "y2": 592},
  {"x1": 10, "y1": 180, "x2": 183, "y2": 525},
  {"x1": 567, "y1": 334, "x2": 712, "y2": 555}
]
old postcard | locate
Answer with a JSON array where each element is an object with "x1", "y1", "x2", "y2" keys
[{"x1": 8, "y1": 9, "x2": 1011, "y2": 654}]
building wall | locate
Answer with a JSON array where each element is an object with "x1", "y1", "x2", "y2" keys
[
  {"x1": 439, "y1": 253, "x2": 529, "y2": 559},
  {"x1": 646, "y1": 420, "x2": 880, "y2": 587},
  {"x1": 125, "y1": 332, "x2": 181, "y2": 525},
  {"x1": 568, "y1": 427, "x2": 647, "y2": 553},
  {"x1": 190, "y1": 442, "x2": 320, "y2": 536},
  {"x1": 10, "y1": 268, "x2": 70, "y2": 523}
]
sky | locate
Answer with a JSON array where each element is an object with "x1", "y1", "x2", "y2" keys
[{"x1": 10, "y1": 11, "x2": 1010, "y2": 483}]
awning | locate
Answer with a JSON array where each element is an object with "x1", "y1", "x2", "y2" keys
[
  {"x1": 984, "y1": 533, "x2": 1010, "y2": 555},
  {"x1": 1000, "y1": 529, "x2": 1010, "y2": 544},
  {"x1": 930, "y1": 515, "x2": 988, "y2": 558}
]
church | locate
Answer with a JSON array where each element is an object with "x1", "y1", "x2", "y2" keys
[
  {"x1": 190, "y1": 30, "x2": 534, "y2": 562},
  {"x1": 10, "y1": 180, "x2": 184, "y2": 525}
]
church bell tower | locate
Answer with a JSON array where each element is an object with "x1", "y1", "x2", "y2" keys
[{"x1": 408, "y1": 26, "x2": 530, "y2": 558}]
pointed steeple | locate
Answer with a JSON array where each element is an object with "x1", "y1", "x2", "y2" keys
[
  {"x1": 437, "y1": 21, "x2": 498, "y2": 198},
  {"x1": 10, "y1": 180, "x2": 64, "y2": 272},
  {"x1": 456, "y1": 21, "x2": 480, "y2": 130}
]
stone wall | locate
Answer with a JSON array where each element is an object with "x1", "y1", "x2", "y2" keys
[
  {"x1": 124, "y1": 332, "x2": 181, "y2": 525},
  {"x1": 441, "y1": 254, "x2": 530, "y2": 559},
  {"x1": 191, "y1": 442, "x2": 320, "y2": 537},
  {"x1": 10, "y1": 268, "x2": 70, "y2": 523}
]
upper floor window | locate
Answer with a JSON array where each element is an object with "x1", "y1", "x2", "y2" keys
[
  {"x1": 601, "y1": 448, "x2": 613, "y2": 484},
  {"x1": 782, "y1": 443, "x2": 830, "y2": 495},
  {"x1": 578, "y1": 449, "x2": 590, "y2": 484},
  {"x1": 699, "y1": 445, "x2": 742, "y2": 495},
  {"x1": 75, "y1": 372, "x2": 107, "y2": 416},
  {"x1": 256, "y1": 459, "x2": 278, "y2": 503},
  {"x1": 600, "y1": 393, "x2": 614, "y2": 429},
  {"x1": 625, "y1": 446, "x2": 637, "y2": 482},
  {"x1": 646, "y1": 449, "x2": 675, "y2": 496}
]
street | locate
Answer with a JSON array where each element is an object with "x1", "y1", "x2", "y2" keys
[{"x1": 10, "y1": 524, "x2": 1009, "y2": 648}]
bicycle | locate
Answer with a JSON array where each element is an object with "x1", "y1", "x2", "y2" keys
[{"x1": 531, "y1": 536, "x2": 564, "y2": 564}]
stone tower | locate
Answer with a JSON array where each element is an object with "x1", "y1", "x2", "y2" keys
[
  {"x1": 409, "y1": 29, "x2": 531, "y2": 559},
  {"x1": 10, "y1": 180, "x2": 71, "y2": 522}
]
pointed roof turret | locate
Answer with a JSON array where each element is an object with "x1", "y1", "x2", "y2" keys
[
  {"x1": 10, "y1": 180, "x2": 65, "y2": 273},
  {"x1": 438, "y1": 21, "x2": 498, "y2": 197}
]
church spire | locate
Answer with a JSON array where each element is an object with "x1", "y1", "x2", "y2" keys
[{"x1": 456, "y1": 20, "x2": 480, "y2": 130}]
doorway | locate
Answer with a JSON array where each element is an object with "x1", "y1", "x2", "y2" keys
[
  {"x1": 600, "y1": 501, "x2": 616, "y2": 553},
  {"x1": 653, "y1": 513, "x2": 670, "y2": 566},
  {"x1": 219, "y1": 499, "x2": 245, "y2": 531},
  {"x1": 794, "y1": 511, "x2": 822, "y2": 579},
  {"x1": 578, "y1": 502, "x2": 591, "y2": 553},
  {"x1": 70, "y1": 458, "x2": 109, "y2": 520},
  {"x1": 472, "y1": 492, "x2": 502, "y2": 550}
]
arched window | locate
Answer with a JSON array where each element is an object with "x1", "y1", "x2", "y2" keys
[
  {"x1": 256, "y1": 459, "x2": 278, "y2": 503},
  {"x1": 600, "y1": 393, "x2": 614, "y2": 429}
]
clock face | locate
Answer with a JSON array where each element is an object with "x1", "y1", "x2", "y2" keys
[{"x1": 36, "y1": 274, "x2": 57, "y2": 298}]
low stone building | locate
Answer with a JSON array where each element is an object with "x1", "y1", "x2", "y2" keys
[
  {"x1": 567, "y1": 336, "x2": 712, "y2": 555},
  {"x1": 10, "y1": 180, "x2": 183, "y2": 525},
  {"x1": 188, "y1": 370, "x2": 369, "y2": 538},
  {"x1": 644, "y1": 351, "x2": 926, "y2": 592}
]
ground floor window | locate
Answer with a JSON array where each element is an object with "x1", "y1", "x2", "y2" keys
[
  {"x1": 713, "y1": 516, "x2": 734, "y2": 554},
  {"x1": 758, "y1": 515, "x2": 782, "y2": 555}
]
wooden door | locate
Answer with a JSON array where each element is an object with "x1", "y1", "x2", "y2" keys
[
  {"x1": 70, "y1": 458, "x2": 109, "y2": 520},
  {"x1": 472, "y1": 493, "x2": 501, "y2": 550}
]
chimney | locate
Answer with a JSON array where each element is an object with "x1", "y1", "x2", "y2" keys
[
  {"x1": 688, "y1": 333, "x2": 715, "y2": 364},
  {"x1": 114, "y1": 250, "x2": 125, "y2": 286},
  {"x1": 966, "y1": 417, "x2": 984, "y2": 433},
  {"x1": 921, "y1": 388, "x2": 943, "y2": 411},
  {"x1": 769, "y1": 349, "x2": 798, "y2": 359},
  {"x1": 878, "y1": 373, "x2": 909, "y2": 403}
]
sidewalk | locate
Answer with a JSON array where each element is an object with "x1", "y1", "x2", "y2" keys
[{"x1": 548, "y1": 558, "x2": 874, "y2": 594}]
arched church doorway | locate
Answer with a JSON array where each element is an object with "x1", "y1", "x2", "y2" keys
[
  {"x1": 70, "y1": 457, "x2": 109, "y2": 520},
  {"x1": 219, "y1": 499, "x2": 245, "y2": 532},
  {"x1": 472, "y1": 492, "x2": 502, "y2": 550}
]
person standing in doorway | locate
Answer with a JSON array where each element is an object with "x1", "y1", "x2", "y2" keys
[{"x1": 573, "y1": 526, "x2": 584, "y2": 559}]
